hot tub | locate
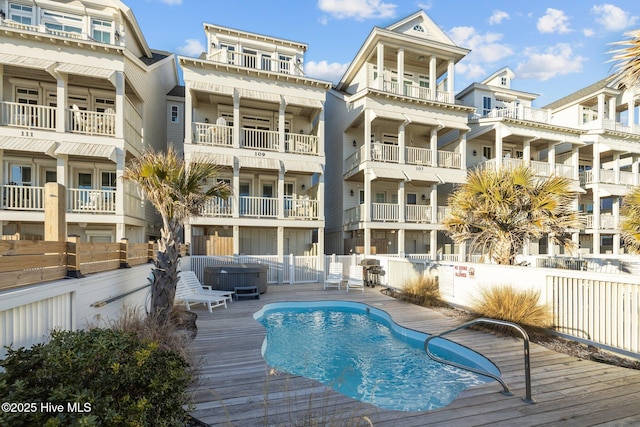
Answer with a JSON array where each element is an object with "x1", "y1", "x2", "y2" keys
[{"x1": 203, "y1": 263, "x2": 268, "y2": 294}]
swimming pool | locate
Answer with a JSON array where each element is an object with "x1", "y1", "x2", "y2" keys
[{"x1": 253, "y1": 301, "x2": 500, "y2": 412}]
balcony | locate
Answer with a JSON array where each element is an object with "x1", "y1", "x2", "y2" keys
[
  {"x1": 581, "y1": 119, "x2": 636, "y2": 134},
  {"x1": 473, "y1": 106, "x2": 552, "y2": 124},
  {"x1": 68, "y1": 188, "x2": 116, "y2": 214},
  {"x1": 1, "y1": 185, "x2": 44, "y2": 210},
  {"x1": 583, "y1": 214, "x2": 617, "y2": 230},
  {"x1": 285, "y1": 197, "x2": 319, "y2": 220},
  {"x1": 372, "y1": 202, "x2": 399, "y2": 221},
  {"x1": 194, "y1": 123, "x2": 233, "y2": 147},
  {"x1": 580, "y1": 170, "x2": 635, "y2": 186},
  {"x1": 206, "y1": 49, "x2": 304, "y2": 76},
  {"x1": 479, "y1": 158, "x2": 574, "y2": 179},
  {"x1": 380, "y1": 80, "x2": 452, "y2": 104},
  {"x1": 0, "y1": 19, "x2": 123, "y2": 47},
  {"x1": 68, "y1": 108, "x2": 115, "y2": 136},
  {"x1": 343, "y1": 203, "x2": 449, "y2": 224},
  {"x1": 0, "y1": 102, "x2": 56, "y2": 130},
  {"x1": 345, "y1": 145, "x2": 461, "y2": 174},
  {"x1": 200, "y1": 197, "x2": 233, "y2": 217}
]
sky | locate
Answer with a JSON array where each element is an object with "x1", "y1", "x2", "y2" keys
[{"x1": 124, "y1": 0, "x2": 639, "y2": 107}]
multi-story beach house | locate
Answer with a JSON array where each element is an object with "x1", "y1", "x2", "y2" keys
[
  {"x1": 178, "y1": 23, "x2": 330, "y2": 267},
  {"x1": 325, "y1": 11, "x2": 473, "y2": 258},
  {"x1": 0, "y1": 0, "x2": 178, "y2": 243}
]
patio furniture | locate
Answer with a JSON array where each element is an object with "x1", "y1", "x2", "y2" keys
[
  {"x1": 324, "y1": 262, "x2": 343, "y2": 290},
  {"x1": 346, "y1": 265, "x2": 364, "y2": 293},
  {"x1": 176, "y1": 271, "x2": 234, "y2": 313}
]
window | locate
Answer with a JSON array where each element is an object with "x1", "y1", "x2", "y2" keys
[
  {"x1": 413, "y1": 24, "x2": 425, "y2": 32},
  {"x1": 42, "y1": 10, "x2": 83, "y2": 34},
  {"x1": 375, "y1": 192, "x2": 386, "y2": 203},
  {"x1": 279, "y1": 55, "x2": 291, "y2": 73},
  {"x1": 483, "y1": 96, "x2": 492, "y2": 114},
  {"x1": 78, "y1": 172, "x2": 92, "y2": 189},
  {"x1": 101, "y1": 172, "x2": 116, "y2": 190},
  {"x1": 9, "y1": 3, "x2": 33, "y2": 25},
  {"x1": 220, "y1": 43, "x2": 235, "y2": 64},
  {"x1": 515, "y1": 150, "x2": 524, "y2": 159},
  {"x1": 419, "y1": 75, "x2": 430, "y2": 89},
  {"x1": 45, "y1": 170, "x2": 57, "y2": 183},
  {"x1": 92, "y1": 18, "x2": 112, "y2": 43},
  {"x1": 407, "y1": 194, "x2": 417, "y2": 205},
  {"x1": 170, "y1": 105, "x2": 179, "y2": 123},
  {"x1": 94, "y1": 97, "x2": 115, "y2": 112},
  {"x1": 482, "y1": 146, "x2": 492, "y2": 159},
  {"x1": 501, "y1": 76, "x2": 507, "y2": 86},
  {"x1": 16, "y1": 87, "x2": 38, "y2": 105},
  {"x1": 10, "y1": 165, "x2": 31, "y2": 186}
]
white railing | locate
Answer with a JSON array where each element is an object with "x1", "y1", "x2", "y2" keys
[
  {"x1": 406, "y1": 147, "x2": 432, "y2": 165},
  {"x1": 199, "y1": 197, "x2": 233, "y2": 217},
  {"x1": 206, "y1": 49, "x2": 303, "y2": 76},
  {"x1": 583, "y1": 214, "x2": 617, "y2": 230},
  {"x1": 68, "y1": 109, "x2": 116, "y2": 136},
  {"x1": 503, "y1": 157, "x2": 526, "y2": 170},
  {"x1": 523, "y1": 107, "x2": 552, "y2": 124},
  {"x1": 583, "y1": 119, "x2": 636, "y2": 134},
  {"x1": 285, "y1": 198, "x2": 319, "y2": 219},
  {"x1": 371, "y1": 203, "x2": 399, "y2": 222},
  {"x1": 481, "y1": 106, "x2": 551, "y2": 124},
  {"x1": 437, "y1": 151, "x2": 461, "y2": 169},
  {"x1": 194, "y1": 123, "x2": 233, "y2": 146},
  {"x1": 554, "y1": 164, "x2": 574, "y2": 179},
  {"x1": 406, "y1": 204, "x2": 432, "y2": 223},
  {"x1": 239, "y1": 196, "x2": 278, "y2": 218},
  {"x1": 580, "y1": 169, "x2": 634, "y2": 185},
  {"x1": 435, "y1": 91, "x2": 451, "y2": 103},
  {"x1": 530, "y1": 160, "x2": 552, "y2": 176},
  {"x1": 344, "y1": 146, "x2": 364, "y2": 174},
  {"x1": 1, "y1": 185, "x2": 44, "y2": 210},
  {"x1": 242, "y1": 129, "x2": 279, "y2": 151},
  {"x1": 0, "y1": 101, "x2": 56, "y2": 130},
  {"x1": 620, "y1": 171, "x2": 635, "y2": 185},
  {"x1": 68, "y1": 188, "x2": 116, "y2": 213},
  {"x1": 344, "y1": 205, "x2": 363, "y2": 224},
  {"x1": 286, "y1": 133, "x2": 318, "y2": 154},
  {"x1": 437, "y1": 206, "x2": 450, "y2": 222},
  {"x1": 371, "y1": 142, "x2": 399, "y2": 163},
  {"x1": 0, "y1": 19, "x2": 123, "y2": 46}
]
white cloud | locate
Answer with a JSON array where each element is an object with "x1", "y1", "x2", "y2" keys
[
  {"x1": 448, "y1": 26, "x2": 513, "y2": 80},
  {"x1": 317, "y1": 0, "x2": 397, "y2": 21},
  {"x1": 591, "y1": 4, "x2": 638, "y2": 32},
  {"x1": 319, "y1": 16, "x2": 329, "y2": 25},
  {"x1": 176, "y1": 39, "x2": 205, "y2": 57},
  {"x1": 417, "y1": 1, "x2": 432, "y2": 10},
  {"x1": 455, "y1": 62, "x2": 487, "y2": 80},
  {"x1": 537, "y1": 8, "x2": 571, "y2": 34},
  {"x1": 489, "y1": 10, "x2": 509, "y2": 25},
  {"x1": 305, "y1": 60, "x2": 350, "y2": 83},
  {"x1": 160, "y1": 0, "x2": 182, "y2": 4},
  {"x1": 583, "y1": 28, "x2": 595, "y2": 37},
  {"x1": 516, "y1": 44, "x2": 585, "y2": 81}
]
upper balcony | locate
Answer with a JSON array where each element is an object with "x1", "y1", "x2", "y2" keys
[
  {"x1": 205, "y1": 49, "x2": 304, "y2": 76},
  {"x1": 192, "y1": 122, "x2": 319, "y2": 155},
  {"x1": 0, "y1": 18, "x2": 124, "y2": 48},
  {"x1": 344, "y1": 203, "x2": 449, "y2": 224},
  {"x1": 366, "y1": 64, "x2": 454, "y2": 105},
  {"x1": 197, "y1": 195, "x2": 319, "y2": 220},
  {"x1": 471, "y1": 106, "x2": 553, "y2": 125},
  {"x1": 580, "y1": 169, "x2": 636, "y2": 187},
  {"x1": 580, "y1": 119, "x2": 637, "y2": 135},
  {"x1": 344, "y1": 143, "x2": 461, "y2": 174},
  {"x1": 478, "y1": 158, "x2": 575, "y2": 179}
]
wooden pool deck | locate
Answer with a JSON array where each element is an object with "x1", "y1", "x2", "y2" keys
[{"x1": 187, "y1": 284, "x2": 640, "y2": 426}]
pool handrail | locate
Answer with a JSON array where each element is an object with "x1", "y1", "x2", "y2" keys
[{"x1": 424, "y1": 317, "x2": 535, "y2": 404}]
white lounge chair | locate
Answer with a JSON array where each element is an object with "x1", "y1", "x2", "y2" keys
[
  {"x1": 176, "y1": 271, "x2": 234, "y2": 313},
  {"x1": 346, "y1": 265, "x2": 364, "y2": 293},
  {"x1": 324, "y1": 262, "x2": 343, "y2": 290}
]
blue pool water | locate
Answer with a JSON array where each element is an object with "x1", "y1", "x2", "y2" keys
[{"x1": 253, "y1": 301, "x2": 500, "y2": 412}]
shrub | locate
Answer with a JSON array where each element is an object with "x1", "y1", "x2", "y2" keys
[
  {"x1": 0, "y1": 328, "x2": 192, "y2": 427},
  {"x1": 398, "y1": 275, "x2": 443, "y2": 307},
  {"x1": 471, "y1": 285, "x2": 552, "y2": 336}
]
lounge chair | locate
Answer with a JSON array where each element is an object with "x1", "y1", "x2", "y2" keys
[
  {"x1": 324, "y1": 262, "x2": 343, "y2": 290},
  {"x1": 176, "y1": 271, "x2": 234, "y2": 313},
  {"x1": 346, "y1": 265, "x2": 364, "y2": 293}
]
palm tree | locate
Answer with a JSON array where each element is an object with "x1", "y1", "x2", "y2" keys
[
  {"x1": 124, "y1": 148, "x2": 230, "y2": 324},
  {"x1": 620, "y1": 186, "x2": 640, "y2": 254},
  {"x1": 609, "y1": 29, "x2": 640, "y2": 87},
  {"x1": 443, "y1": 165, "x2": 581, "y2": 265}
]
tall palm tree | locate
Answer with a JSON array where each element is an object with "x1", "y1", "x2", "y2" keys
[
  {"x1": 443, "y1": 165, "x2": 581, "y2": 265},
  {"x1": 620, "y1": 186, "x2": 640, "y2": 254},
  {"x1": 610, "y1": 29, "x2": 640, "y2": 87},
  {"x1": 124, "y1": 148, "x2": 230, "y2": 324}
]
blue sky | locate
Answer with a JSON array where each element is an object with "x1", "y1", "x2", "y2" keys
[{"x1": 125, "y1": 0, "x2": 639, "y2": 106}]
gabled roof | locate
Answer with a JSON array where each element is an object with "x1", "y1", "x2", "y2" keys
[
  {"x1": 543, "y1": 77, "x2": 618, "y2": 110},
  {"x1": 204, "y1": 22, "x2": 308, "y2": 51},
  {"x1": 385, "y1": 10, "x2": 459, "y2": 47},
  {"x1": 481, "y1": 66, "x2": 515, "y2": 86}
]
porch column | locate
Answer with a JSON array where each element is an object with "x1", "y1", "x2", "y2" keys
[
  {"x1": 277, "y1": 226, "x2": 284, "y2": 284},
  {"x1": 364, "y1": 109, "x2": 372, "y2": 161},
  {"x1": 232, "y1": 157, "x2": 240, "y2": 218},
  {"x1": 458, "y1": 239, "x2": 466, "y2": 262},
  {"x1": 398, "y1": 121, "x2": 406, "y2": 163},
  {"x1": 317, "y1": 103, "x2": 325, "y2": 156},
  {"x1": 56, "y1": 155, "x2": 68, "y2": 187},
  {"x1": 398, "y1": 229, "x2": 405, "y2": 257},
  {"x1": 278, "y1": 97, "x2": 286, "y2": 153},
  {"x1": 430, "y1": 230, "x2": 437, "y2": 260},
  {"x1": 233, "y1": 225, "x2": 240, "y2": 255},
  {"x1": 114, "y1": 71, "x2": 124, "y2": 139},
  {"x1": 233, "y1": 89, "x2": 241, "y2": 149},
  {"x1": 614, "y1": 154, "x2": 620, "y2": 184},
  {"x1": 633, "y1": 158, "x2": 639, "y2": 186},
  {"x1": 429, "y1": 55, "x2": 437, "y2": 101},
  {"x1": 397, "y1": 48, "x2": 404, "y2": 95},
  {"x1": 430, "y1": 184, "x2": 438, "y2": 224},
  {"x1": 183, "y1": 224, "x2": 192, "y2": 247},
  {"x1": 116, "y1": 223, "x2": 125, "y2": 242},
  {"x1": 376, "y1": 43, "x2": 384, "y2": 90},
  {"x1": 523, "y1": 137, "x2": 533, "y2": 163},
  {"x1": 56, "y1": 74, "x2": 68, "y2": 133},
  {"x1": 364, "y1": 169, "x2": 373, "y2": 256},
  {"x1": 613, "y1": 198, "x2": 620, "y2": 255},
  {"x1": 317, "y1": 227, "x2": 325, "y2": 280},
  {"x1": 277, "y1": 166, "x2": 285, "y2": 219},
  {"x1": 592, "y1": 141, "x2": 601, "y2": 255},
  {"x1": 495, "y1": 124, "x2": 503, "y2": 169},
  {"x1": 115, "y1": 148, "x2": 125, "y2": 217},
  {"x1": 548, "y1": 142, "x2": 556, "y2": 173},
  {"x1": 430, "y1": 128, "x2": 438, "y2": 167},
  {"x1": 459, "y1": 132, "x2": 467, "y2": 169},
  {"x1": 608, "y1": 96, "x2": 617, "y2": 121},
  {"x1": 184, "y1": 85, "x2": 193, "y2": 144},
  {"x1": 447, "y1": 60, "x2": 455, "y2": 102},
  {"x1": 398, "y1": 180, "x2": 405, "y2": 222},
  {"x1": 628, "y1": 99, "x2": 636, "y2": 133},
  {"x1": 597, "y1": 93, "x2": 605, "y2": 127},
  {"x1": 572, "y1": 146, "x2": 580, "y2": 181},
  {"x1": 318, "y1": 166, "x2": 325, "y2": 222}
]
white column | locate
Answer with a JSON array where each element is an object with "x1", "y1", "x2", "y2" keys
[
  {"x1": 572, "y1": 146, "x2": 580, "y2": 181},
  {"x1": 317, "y1": 103, "x2": 325, "y2": 155},
  {"x1": 233, "y1": 89, "x2": 241, "y2": 149},
  {"x1": 376, "y1": 43, "x2": 384, "y2": 91},
  {"x1": 0, "y1": 65, "x2": 3, "y2": 100},
  {"x1": 364, "y1": 109, "x2": 372, "y2": 161},
  {"x1": 317, "y1": 227, "x2": 325, "y2": 280},
  {"x1": 277, "y1": 166, "x2": 285, "y2": 219},
  {"x1": 447, "y1": 60, "x2": 455, "y2": 102},
  {"x1": 430, "y1": 184, "x2": 438, "y2": 224},
  {"x1": 397, "y1": 48, "x2": 404, "y2": 95},
  {"x1": 548, "y1": 143, "x2": 556, "y2": 173},
  {"x1": 430, "y1": 230, "x2": 437, "y2": 260},
  {"x1": 56, "y1": 74, "x2": 68, "y2": 133},
  {"x1": 114, "y1": 71, "x2": 124, "y2": 139},
  {"x1": 398, "y1": 229, "x2": 405, "y2": 257},
  {"x1": 523, "y1": 138, "x2": 533, "y2": 163},
  {"x1": 277, "y1": 226, "x2": 284, "y2": 284},
  {"x1": 183, "y1": 224, "x2": 192, "y2": 247},
  {"x1": 593, "y1": 141, "x2": 601, "y2": 255},
  {"x1": 278, "y1": 98, "x2": 286, "y2": 153},
  {"x1": 459, "y1": 132, "x2": 467, "y2": 169},
  {"x1": 233, "y1": 225, "x2": 240, "y2": 255},
  {"x1": 232, "y1": 157, "x2": 240, "y2": 218},
  {"x1": 429, "y1": 55, "x2": 437, "y2": 101},
  {"x1": 364, "y1": 169, "x2": 373, "y2": 256},
  {"x1": 613, "y1": 198, "x2": 620, "y2": 255},
  {"x1": 608, "y1": 96, "x2": 617, "y2": 121},
  {"x1": 628, "y1": 99, "x2": 636, "y2": 133},
  {"x1": 633, "y1": 158, "x2": 639, "y2": 186},
  {"x1": 398, "y1": 122, "x2": 406, "y2": 163},
  {"x1": 184, "y1": 86, "x2": 193, "y2": 144},
  {"x1": 317, "y1": 166, "x2": 325, "y2": 222},
  {"x1": 597, "y1": 93, "x2": 605, "y2": 127},
  {"x1": 495, "y1": 125, "x2": 503, "y2": 170},
  {"x1": 398, "y1": 180, "x2": 405, "y2": 222},
  {"x1": 115, "y1": 148, "x2": 125, "y2": 217},
  {"x1": 614, "y1": 154, "x2": 620, "y2": 184},
  {"x1": 430, "y1": 128, "x2": 438, "y2": 167}
]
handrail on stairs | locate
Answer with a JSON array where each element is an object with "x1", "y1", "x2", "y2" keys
[{"x1": 424, "y1": 317, "x2": 535, "y2": 404}]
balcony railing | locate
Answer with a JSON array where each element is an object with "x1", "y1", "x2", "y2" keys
[
  {"x1": 406, "y1": 204, "x2": 432, "y2": 222},
  {"x1": 194, "y1": 123, "x2": 234, "y2": 146},
  {"x1": 0, "y1": 19, "x2": 123, "y2": 46},
  {"x1": 479, "y1": 158, "x2": 574, "y2": 179},
  {"x1": 379, "y1": 79, "x2": 452, "y2": 104},
  {"x1": 206, "y1": 49, "x2": 304, "y2": 76},
  {"x1": 580, "y1": 169, "x2": 635, "y2": 186},
  {"x1": 200, "y1": 197, "x2": 233, "y2": 217},
  {"x1": 583, "y1": 214, "x2": 617, "y2": 230},
  {"x1": 239, "y1": 196, "x2": 278, "y2": 218},
  {"x1": 437, "y1": 151, "x2": 461, "y2": 169},
  {"x1": 286, "y1": 133, "x2": 318, "y2": 155},
  {"x1": 1, "y1": 185, "x2": 44, "y2": 210},
  {"x1": 371, "y1": 143, "x2": 399, "y2": 163},
  {"x1": 0, "y1": 101, "x2": 56, "y2": 130},
  {"x1": 285, "y1": 197, "x2": 319, "y2": 219},
  {"x1": 68, "y1": 108, "x2": 116, "y2": 136},
  {"x1": 242, "y1": 129, "x2": 279, "y2": 151},
  {"x1": 476, "y1": 106, "x2": 552, "y2": 124},
  {"x1": 581, "y1": 119, "x2": 636, "y2": 134},
  {"x1": 68, "y1": 188, "x2": 116, "y2": 214},
  {"x1": 344, "y1": 205, "x2": 364, "y2": 224},
  {"x1": 371, "y1": 202, "x2": 399, "y2": 222},
  {"x1": 406, "y1": 147, "x2": 432, "y2": 165}
]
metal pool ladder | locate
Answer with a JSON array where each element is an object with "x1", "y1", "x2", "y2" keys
[{"x1": 423, "y1": 317, "x2": 535, "y2": 404}]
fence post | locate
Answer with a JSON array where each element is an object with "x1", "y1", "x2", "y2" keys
[
  {"x1": 148, "y1": 241, "x2": 155, "y2": 263},
  {"x1": 290, "y1": 253, "x2": 295, "y2": 284},
  {"x1": 120, "y1": 238, "x2": 130, "y2": 269},
  {"x1": 66, "y1": 235, "x2": 83, "y2": 278}
]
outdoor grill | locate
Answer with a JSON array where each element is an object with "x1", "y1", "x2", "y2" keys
[{"x1": 360, "y1": 258, "x2": 385, "y2": 288}]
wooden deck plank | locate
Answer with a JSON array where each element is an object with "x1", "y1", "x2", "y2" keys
[{"x1": 186, "y1": 284, "x2": 640, "y2": 426}]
